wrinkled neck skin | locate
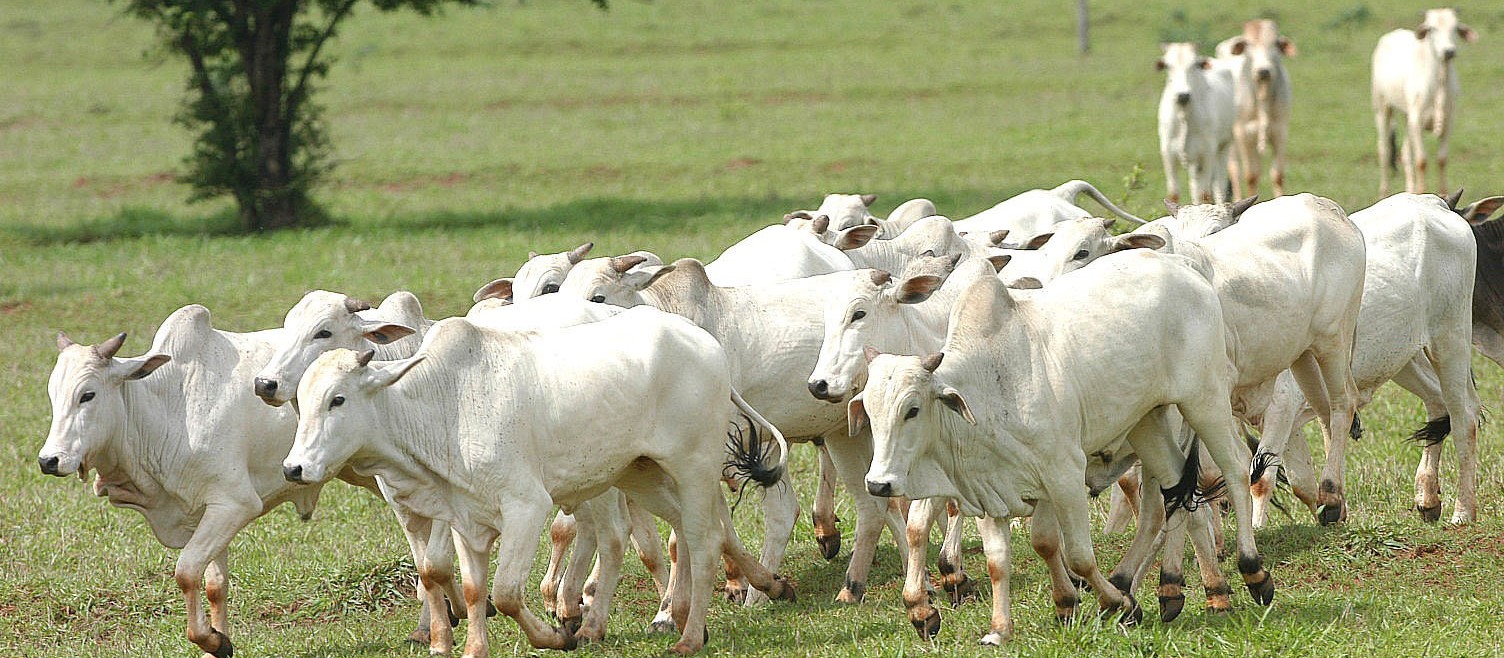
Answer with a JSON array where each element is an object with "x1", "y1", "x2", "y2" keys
[
  {"x1": 914, "y1": 403, "x2": 1039, "y2": 519},
  {"x1": 89, "y1": 379, "x2": 196, "y2": 547}
]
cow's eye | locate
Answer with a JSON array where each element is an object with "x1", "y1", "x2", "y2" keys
[
  {"x1": 904, "y1": 407, "x2": 919, "y2": 420},
  {"x1": 330, "y1": 395, "x2": 345, "y2": 408},
  {"x1": 590, "y1": 295, "x2": 606, "y2": 304},
  {"x1": 1073, "y1": 249, "x2": 1090, "y2": 261},
  {"x1": 542, "y1": 283, "x2": 560, "y2": 295},
  {"x1": 851, "y1": 310, "x2": 866, "y2": 322},
  {"x1": 79, "y1": 391, "x2": 95, "y2": 404},
  {"x1": 313, "y1": 329, "x2": 332, "y2": 339}
]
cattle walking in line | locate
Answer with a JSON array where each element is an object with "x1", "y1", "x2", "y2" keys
[
  {"x1": 1373, "y1": 8, "x2": 1478, "y2": 196},
  {"x1": 1217, "y1": 19, "x2": 1296, "y2": 198},
  {"x1": 1157, "y1": 43, "x2": 1237, "y2": 204}
]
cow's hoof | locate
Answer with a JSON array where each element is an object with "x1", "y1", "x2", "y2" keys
[
  {"x1": 669, "y1": 640, "x2": 700, "y2": 656},
  {"x1": 1115, "y1": 595, "x2": 1142, "y2": 626},
  {"x1": 836, "y1": 578, "x2": 865, "y2": 604},
  {"x1": 910, "y1": 606, "x2": 942, "y2": 640},
  {"x1": 1244, "y1": 571, "x2": 1275, "y2": 606},
  {"x1": 650, "y1": 616, "x2": 678, "y2": 634},
  {"x1": 979, "y1": 629, "x2": 1010, "y2": 646},
  {"x1": 771, "y1": 577, "x2": 798, "y2": 602},
  {"x1": 817, "y1": 532, "x2": 842, "y2": 561},
  {"x1": 208, "y1": 629, "x2": 234, "y2": 658},
  {"x1": 1317, "y1": 504, "x2": 1345, "y2": 525},
  {"x1": 1417, "y1": 504, "x2": 1442, "y2": 523},
  {"x1": 409, "y1": 628, "x2": 431, "y2": 645},
  {"x1": 1159, "y1": 593, "x2": 1185, "y2": 623},
  {"x1": 947, "y1": 574, "x2": 978, "y2": 607}
]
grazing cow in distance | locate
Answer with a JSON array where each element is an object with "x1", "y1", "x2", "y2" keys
[
  {"x1": 1157, "y1": 42, "x2": 1236, "y2": 204},
  {"x1": 39, "y1": 307, "x2": 321, "y2": 658},
  {"x1": 282, "y1": 307, "x2": 795, "y2": 656},
  {"x1": 1373, "y1": 8, "x2": 1478, "y2": 196},
  {"x1": 1217, "y1": 19, "x2": 1296, "y2": 198}
]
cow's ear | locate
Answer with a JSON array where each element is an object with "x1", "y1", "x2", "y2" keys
[
  {"x1": 1229, "y1": 37, "x2": 1248, "y2": 56},
  {"x1": 472, "y1": 278, "x2": 514, "y2": 303},
  {"x1": 847, "y1": 394, "x2": 868, "y2": 437},
  {"x1": 623, "y1": 264, "x2": 677, "y2": 291},
  {"x1": 365, "y1": 354, "x2": 425, "y2": 390},
  {"x1": 834, "y1": 224, "x2": 880, "y2": 250},
  {"x1": 1023, "y1": 233, "x2": 1054, "y2": 250},
  {"x1": 1155, "y1": 58, "x2": 1167, "y2": 71},
  {"x1": 114, "y1": 354, "x2": 171, "y2": 381},
  {"x1": 1415, "y1": 25, "x2": 1432, "y2": 40},
  {"x1": 1197, "y1": 58, "x2": 1212, "y2": 70},
  {"x1": 1459, "y1": 24, "x2": 1478, "y2": 43},
  {"x1": 1110, "y1": 233, "x2": 1166, "y2": 253},
  {"x1": 894, "y1": 275, "x2": 944, "y2": 304},
  {"x1": 1461, "y1": 196, "x2": 1504, "y2": 225},
  {"x1": 358, "y1": 319, "x2": 416, "y2": 345},
  {"x1": 1277, "y1": 36, "x2": 1298, "y2": 56},
  {"x1": 938, "y1": 387, "x2": 976, "y2": 425}
]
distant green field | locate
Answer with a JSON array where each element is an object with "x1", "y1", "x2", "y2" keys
[{"x1": 5, "y1": 1, "x2": 1504, "y2": 656}]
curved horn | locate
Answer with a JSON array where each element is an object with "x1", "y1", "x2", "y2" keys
[
  {"x1": 919, "y1": 352, "x2": 944, "y2": 372},
  {"x1": 344, "y1": 298, "x2": 372, "y2": 313},
  {"x1": 94, "y1": 332, "x2": 127, "y2": 359},
  {"x1": 1445, "y1": 188, "x2": 1465, "y2": 212},
  {"x1": 989, "y1": 230, "x2": 1009, "y2": 246},
  {"x1": 870, "y1": 270, "x2": 892, "y2": 286},
  {"x1": 356, "y1": 349, "x2": 376, "y2": 368},
  {"x1": 1229, "y1": 195, "x2": 1259, "y2": 218},
  {"x1": 1163, "y1": 199, "x2": 1181, "y2": 216},
  {"x1": 610, "y1": 255, "x2": 648, "y2": 273},
  {"x1": 56, "y1": 331, "x2": 76, "y2": 352},
  {"x1": 860, "y1": 194, "x2": 878, "y2": 207},
  {"x1": 812, "y1": 215, "x2": 831, "y2": 234},
  {"x1": 566, "y1": 242, "x2": 594, "y2": 264}
]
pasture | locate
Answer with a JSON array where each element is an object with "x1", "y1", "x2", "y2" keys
[{"x1": 5, "y1": 0, "x2": 1504, "y2": 655}]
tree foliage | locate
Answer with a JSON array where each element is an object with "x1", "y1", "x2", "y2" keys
[{"x1": 121, "y1": 0, "x2": 480, "y2": 231}]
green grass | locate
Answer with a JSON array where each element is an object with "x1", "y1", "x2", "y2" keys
[{"x1": 6, "y1": 0, "x2": 1504, "y2": 655}]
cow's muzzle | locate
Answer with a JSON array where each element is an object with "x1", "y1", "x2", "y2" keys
[
  {"x1": 866, "y1": 479, "x2": 896, "y2": 497},
  {"x1": 283, "y1": 464, "x2": 306, "y2": 484},
  {"x1": 807, "y1": 379, "x2": 842, "y2": 403},
  {"x1": 1175, "y1": 92, "x2": 1191, "y2": 106},
  {"x1": 253, "y1": 377, "x2": 279, "y2": 402},
  {"x1": 38, "y1": 455, "x2": 61, "y2": 476}
]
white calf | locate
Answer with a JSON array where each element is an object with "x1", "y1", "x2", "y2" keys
[
  {"x1": 1217, "y1": 19, "x2": 1296, "y2": 197},
  {"x1": 1373, "y1": 8, "x2": 1477, "y2": 196},
  {"x1": 1157, "y1": 43, "x2": 1236, "y2": 203}
]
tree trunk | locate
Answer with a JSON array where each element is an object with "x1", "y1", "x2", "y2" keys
[
  {"x1": 1076, "y1": 0, "x2": 1089, "y2": 55},
  {"x1": 244, "y1": 1, "x2": 302, "y2": 231}
]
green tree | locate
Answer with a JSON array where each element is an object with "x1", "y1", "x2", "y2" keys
[{"x1": 122, "y1": 0, "x2": 480, "y2": 231}]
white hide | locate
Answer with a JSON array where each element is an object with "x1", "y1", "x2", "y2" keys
[
  {"x1": 1372, "y1": 8, "x2": 1477, "y2": 195},
  {"x1": 1157, "y1": 43, "x2": 1237, "y2": 204}
]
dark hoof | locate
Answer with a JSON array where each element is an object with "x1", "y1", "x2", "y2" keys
[
  {"x1": 1317, "y1": 504, "x2": 1344, "y2": 525},
  {"x1": 208, "y1": 629, "x2": 234, "y2": 658},
  {"x1": 1417, "y1": 504, "x2": 1442, "y2": 523},
  {"x1": 559, "y1": 628, "x2": 579, "y2": 652},
  {"x1": 1246, "y1": 575, "x2": 1274, "y2": 606},
  {"x1": 772, "y1": 577, "x2": 798, "y2": 602},
  {"x1": 649, "y1": 618, "x2": 678, "y2": 634},
  {"x1": 1115, "y1": 595, "x2": 1142, "y2": 626},
  {"x1": 408, "y1": 628, "x2": 430, "y2": 645},
  {"x1": 444, "y1": 599, "x2": 460, "y2": 626},
  {"x1": 945, "y1": 574, "x2": 978, "y2": 607},
  {"x1": 910, "y1": 606, "x2": 941, "y2": 640},
  {"x1": 817, "y1": 532, "x2": 842, "y2": 561},
  {"x1": 1159, "y1": 594, "x2": 1185, "y2": 623},
  {"x1": 560, "y1": 615, "x2": 582, "y2": 638}
]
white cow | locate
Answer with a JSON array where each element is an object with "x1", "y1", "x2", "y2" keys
[
  {"x1": 815, "y1": 215, "x2": 987, "y2": 274},
  {"x1": 38, "y1": 306, "x2": 334, "y2": 658},
  {"x1": 951, "y1": 180, "x2": 1147, "y2": 246},
  {"x1": 281, "y1": 308, "x2": 794, "y2": 657},
  {"x1": 1373, "y1": 8, "x2": 1477, "y2": 196},
  {"x1": 559, "y1": 257, "x2": 910, "y2": 605},
  {"x1": 471, "y1": 244, "x2": 664, "y2": 305},
  {"x1": 856, "y1": 253, "x2": 1273, "y2": 645},
  {"x1": 703, "y1": 223, "x2": 853, "y2": 286},
  {"x1": 1136, "y1": 194, "x2": 1366, "y2": 523},
  {"x1": 1157, "y1": 43, "x2": 1237, "y2": 204},
  {"x1": 1217, "y1": 19, "x2": 1296, "y2": 198},
  {"x1": 1250, "y1": 193, "x2": 1480, "y2": 525},
  {"x1": 790, "y1": 194, "x2": 939, "y2": 236}
]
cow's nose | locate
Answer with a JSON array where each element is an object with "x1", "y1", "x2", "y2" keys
[
  {"x1": 1443, "y1": 48, "x2": 1456, "y2": 60},
  {"x1": 283, "y1": 464, "x2": 304, "y2": 483},
  {"x1": 866, "y1": 480, "x2": 894, "y2": 497},
  {"x1": 38, "y1": 455, "x2": 59, "y2": 476},
  {"x1": 1255, "y1": 68, "x2": 1272, "y2": 81},
  {"x1": 1175, "y1": 92, "x2": 1191, "y2": 106},
  {"x1": 254, "y1": 377, "x2": 278, "y2": 399},
  {"x1": 808, "y1": 379, "x2": 830, "y2": 400}
]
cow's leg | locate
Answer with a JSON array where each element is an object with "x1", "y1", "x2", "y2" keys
[
  {"x1": 1187, "y1": 158, "x2": 1208, "y2": 204},
  {"x1": 1228, "y1": 121, "x2": 1250, "y2": 199},
  {"x1": 407, "y1": 513, "x2": 457, "y2": 654},
  {"x1": 1162, "y1": 147, "x2": 1181, "y2": 204},
  {"x1": 1279, "y1": 423, "x2": 1321, "y2": 516},
  {"x1": 1105, "y1": 474, "x2": 1167, "y2": 597},
  {"x1": 713, "y1": 497, "x2": 796, "y2": 602},
  {"x1": 1250, "y1": 377, "x2": 1305, "y2": 527},
  {"x1": 204, "y1": 552, "x2": 229, "y2": 645},
  {"x1": 1153, "y1": 508, "x2": 1189, "y2": 622},
  {"x1": 666, "y1": 477, "x2": 724, "y2": 656},
  {"x1": 1044, "y1": 485, "x2": 1138, "y2": 623},
  {"x1": 1405, "y1": 112, "x2": 1427, "y2": 193},
  {"x1": 175, "y1": 502, "x2": 257, "y2": 658},
  {"x1": 1104, "y1": 465, "x2": 1140, "y2": 535},
  {"x1": 556, "y1": 507, "x2": 599, "y2": 627},
  {"x1": 938, "y1": 500, "x2": 975, "y2": 606},
  {"x1": 1427, "y1": 334, "x2": 1481, "y2": 523},
  {"x1": 976, "y1": 516, "x2": 1014, "y2": 646},
  {"x1": 1179, "y1": 394, "x2": 1273, "y2": 607},
  {"x1": 743, "y1": 472, "x2": 799, "y2": 606},
  {"x1": 480, "y1": 502, "x2": 572, "y2": 655},
  {"x1": 622, "y1": 495, "x2": 674, "y2": 631},
  {"x1": 902, "y1": 498, "x2": 945, "y2": 639},
  {"x1": 812, "y1": 441, "x2": 842, "y2": 560},
  {"x1": 1108, "y1": 409, "x2": 1181, "y2": 594},
  {"x1": 1187, "y1": 504, "x2": 1232, "y2": 614},
  {"x1": 578, "y1": 496, "x2": 630, "y2": 643},
  {"x1": 827, "y1": 431, "x2": 908, "y2": 603},
  {"x1": 1437, "y1": 120, "x2": 1452, "y2": 195},
  {"x1": 1375, "y1": 106, "x2": 1394, "y2": 196},
  {"x1": 650, "y1": 532, "x2": 680, "y2": 633},
  {"x1": 1212, "y1": 144, "x2": 1233, "y2": 204},
  {"x1": 540, "y1": 511, "x2": 575, "y2": 618},
  {"x1": 1269, "y1": 118, "x2": 1289, "y2": 196},
  {"x1": 1294, "y1": 342, "x2": 1360, "y2": 526},
  {"x1": 376, "y1": 478, "x2": 457, "y2": 645},
  {"x1": 1393, "y1": 358, "x2": 1450, "y2": 522},
  {"x1": 1029, "y1": 506, "x2": 1082, "y2": 623}
]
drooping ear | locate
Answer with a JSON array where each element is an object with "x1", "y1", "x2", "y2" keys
[
  {"x1": 987, "y1": 254, "x2": 1012, "y2": 271},
  {"x1": 860, "y1": 194, "x2": 878, "y2": 207},
  {"x1": 1230, "y1": 195, "x2": 1259, "y2": 219},
  {"x1": 988, "y1": 230, "x2": 1009, "y2": 246},
  {"x1": 834, "y1": 224, "x2": 880, "y2": 250},
  {"x1": 812, "y1": 215, "x2": 831, "y2": 234},
  {"x1": 109, "y1": 353, "x2": 170, "y2": 381},
  {"x1": 1277, "y1": 36, "x2": 1298, "y2": 56},
  {"x1": 895, "y1": 275, "x2": 944, "y2": 304},
  {"x1": 847, "y1": 394, "x2": 868, "y2": 437},
  {"x1": 1460, "y1": 196, "x2": 1504, "y2": 225},
  {"x1": 938, "y1": 387, "x2": 976, "y2": 425},
  {"x1": 1008, "y1": 277, "x2": 1043, "y2": 290},
  {"x1": 566, "y1": 242, "x2": 595, "y2": 264},
  {"x1": 1415, "y1": 24, "x2": 1432, "y2": 40},
  {"x1": 1023, "y1": 232, "x2": 1054, "y2": 250},
  {"x1": 94, "y1": 332, "x2": 127, "y2": 359},
  {"x1": 1163, "y1": 199, "x2": 1181, "y2": 216},
  {"x1": 1155, "y1": 58, "x2": 1167, "y2": 71},
  {"x1": 1459, "y1": 23, "x2": 1478, "y2": 43},
  {"x1": 344, "y1": 298, "x2": 372, "y2": 314},
  {"x1": 1198, "y1": 58, "x2": 1212, "y2": 70},
  {"x1": 919, "y1": 352, "x2": 943, "y2": 372},
  {"x1": 1229, "y1": 37, "x2": 1248, "y2": 56},
  {"x1": 358, "y1": 319, "x2": 417, "y2": 345},
  {"x1": 622, "y1": 264, "x2": 677, "y2": 290},
  {"x1": 365, "y1": 354, "x2": 425, "y2": 389},
  {"x1": 56, "y1": 331, "x2": 76, "y2": 352},
  {"x1": 1110, "y1": 233, "x2": 1166, "y2": 253},
  {"x1": 472, "y1": 278, "x2": 514, "y2": 303}
]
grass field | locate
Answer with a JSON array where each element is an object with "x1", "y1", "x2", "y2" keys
[{"x1": 5, "y1": 0, "x2": 1504, "y2": 656}]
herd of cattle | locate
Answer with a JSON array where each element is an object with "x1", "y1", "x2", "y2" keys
[{"x1": 33, "y1": 9, "x2": 1503, "y2": 658}]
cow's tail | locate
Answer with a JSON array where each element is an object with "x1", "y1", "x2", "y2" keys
[
  {"x1": 1052, "y1": 179, "x2": 1148, "y2": 225},
  {"x1": 1161, "y1": 436, "x2": 1227, "y2": 519},
  {"x1": 1408, "y1": 416, "x2": 1451, "y2": 446},
  {"x1": 724, "y1": 387, "x2": 789, "y2": 490}
]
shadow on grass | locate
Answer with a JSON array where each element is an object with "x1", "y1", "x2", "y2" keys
[{"x1": 1, "y1": 206, "x2": 247, "y2": 245}]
